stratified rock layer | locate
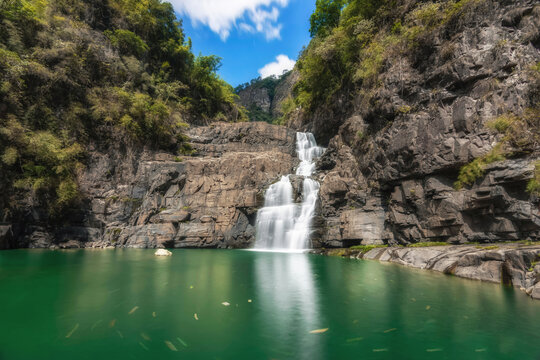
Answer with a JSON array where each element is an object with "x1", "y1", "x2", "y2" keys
[{"x1": 9, "y1": 122, "x2": 297, "y2": 249}]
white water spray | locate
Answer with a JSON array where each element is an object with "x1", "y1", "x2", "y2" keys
[{"x1": 254, "y1": 132, "x2": 324, "y2": 251}]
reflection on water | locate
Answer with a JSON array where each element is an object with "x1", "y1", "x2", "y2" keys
[
  {"x1": 255, "y1": 253, "x2": 320, "y2": 359},
  {"x1": 1, "y1": 250, "x2": 540, "y2": 360}
]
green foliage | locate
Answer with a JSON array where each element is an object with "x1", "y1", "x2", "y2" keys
[
  {"x1": 310, "y1": 0, "x2": 345, "y2": 38},
  {"x1": 1, "y1": 117, "x2": 83, "y2": 210},
  {"x1": 0, "y1": 0, "x2": 244, "y2": 216},
  {"x1": 1, "y1": 147, "x2": 18, "y2": 166},
  {"x1": 408, "y1": 242, "x2": 449, "y2": 247},
  {"x1": 455, "y1": 144, "x2": 505, "y2": 190},
  {"x1": 290, "y1": 0, "x2": 487, "y2": 119},
  {"x1": 350, "y1": 244, "x2": 387, "y2": 253},
  {"x1": 247, "y1": 105, "x2": 273, "y2": 123},
  {"x1": 476, "y1": 245, "x2": 499, "y2": 250},
  {"x1": 397, "y1": 105, "x2": 412, "y2": 114},
  {"x1": 526, "y1": 161, "x2": 540, "y2": 196},
  {"x1": 105, "y1": 29, "x2": 149, "y2": 57},
  {"x1": 486, "y1": 114, "x2": 516, "y2": 133}
]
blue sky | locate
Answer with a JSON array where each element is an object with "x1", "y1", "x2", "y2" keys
[{"x1": 170, "y1": 0, "x2": 315, "y2": 87}]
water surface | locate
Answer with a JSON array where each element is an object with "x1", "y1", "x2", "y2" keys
[{"x1": 1, "y1": 249, "x2": 539, "y2": 359}]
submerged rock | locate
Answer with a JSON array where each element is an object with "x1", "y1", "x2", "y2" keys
[{"x1": 155, "y1": 249, "x2": 172, "y2": 256}]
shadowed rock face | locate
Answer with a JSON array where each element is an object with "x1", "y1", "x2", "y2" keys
[
  {"x1": 7, "y1": 122, "x2": 297, "y2": 249},
  {"x1": 303, "y1": 0, "x2": 540, "y2": 247}
]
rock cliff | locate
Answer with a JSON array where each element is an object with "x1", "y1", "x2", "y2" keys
[
  {"x1": 6, "y1": 122, "x2": 297, "y2": 249},
  {"x1": 296, "y1": 0, "x2": 540, "y2": 248}
]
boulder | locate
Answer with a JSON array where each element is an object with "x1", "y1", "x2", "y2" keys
[{"x1": 155, "y1": 249, "x2": 172, "y2": 256}]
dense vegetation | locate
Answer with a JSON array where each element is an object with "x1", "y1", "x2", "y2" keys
[
  {"x1": 290, "y1": 0, "x2": 492, "y2": 116},
  {"x1": 290, "y1": 0, "x2": 539, "y2": 195},
  {"x1": 0, "y1": 0, "x2": 245, "y2": 214}
]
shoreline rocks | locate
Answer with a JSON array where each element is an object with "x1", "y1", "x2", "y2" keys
[{"x1": 312, "y1": 244, "x2": 540, "y2": 300}]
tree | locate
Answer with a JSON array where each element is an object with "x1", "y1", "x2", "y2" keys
[{"x1": 309, "y1": 0, "x2": 345, "y2": 38}]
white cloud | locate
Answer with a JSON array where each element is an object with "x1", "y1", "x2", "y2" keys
[
  {"x1": 258, "y1": 54, "x2": 295, "y2": 78},
  {"x1": 171, "y1": 0, "x2": 289, "y2": 41}
]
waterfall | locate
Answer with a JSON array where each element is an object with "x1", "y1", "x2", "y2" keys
[{"x1": 254, "y1": 132, "x2": 324, "y2": 251}]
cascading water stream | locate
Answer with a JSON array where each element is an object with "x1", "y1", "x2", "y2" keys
[{"x1": 254, "y1": 132, "x2": 324, "y2": 251}]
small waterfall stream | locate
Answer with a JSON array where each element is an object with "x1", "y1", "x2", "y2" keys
[{"x1": 254, "y1": 132, "x2": 324, "y2": 251}]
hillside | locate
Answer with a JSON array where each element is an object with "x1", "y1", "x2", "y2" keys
[{"x1": 0, "y1": 0, "x2": 246, "y2": 231}]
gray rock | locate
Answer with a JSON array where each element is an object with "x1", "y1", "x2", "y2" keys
[{"x1": 0, "y1": 225, "x2": 12, "y2": 249}]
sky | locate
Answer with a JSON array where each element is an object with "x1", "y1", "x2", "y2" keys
[{"x1": 170, "y1": 0, "x2": 315, "y2": 87}]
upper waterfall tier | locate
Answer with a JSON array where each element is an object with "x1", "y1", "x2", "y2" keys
[
  {"x1": 296, "y1": 132, "x2": 325, "y2": 177},
  {"x1": 254, "y1": 132, "x2": 325, "y2": 251}
]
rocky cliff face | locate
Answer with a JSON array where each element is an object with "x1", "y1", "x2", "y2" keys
[
  {"x1": 299, "y1": 0, "x2": 540, "y2": 247},
  {"x1": 238, "y1": 87, "x2": 272, "y2": 113},
  {"x1": 236, "y1": 71, "x2": 298, "y2": 122},
  {"x1": 5, "y1": 122, "x2": 297, "y2": 249}
]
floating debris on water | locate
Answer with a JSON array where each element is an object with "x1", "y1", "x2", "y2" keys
[
  {"x1": 91, "y1": 320, "x2": 102, "y2": 331},
  {"x1": 426, "y1": 305, "x2": 431, "y2": 310},
  {"x1": 140, "y1": 332, "x2": 151, "y2": 341},
  {"x1": 411, "y1": 298, "x2": 416, "y2": 302},
  {"x1": 65, "y1": 324, "x2": 79, "y2": 338},
  {"x1": 194, "y1": 313, "x2": 199, "y2": 320},
  {"x1": 309, "y1": 328, "x2": 328, "y2": 334},
  {"x1": 128, "y1": 306, "x2": 139, "y2": 315},
  {"x1": 116, "y1": 330, "x2": 124, "y2": 339},
  {"x1": 177, "y1": 337, "x2": 188, "y2": 347},
  {"x1": 139, "y1": 342, "x2": 149, "y2": 351},
  {"x1": 109, "y1": 319, "x2": 117, "y2": 328},
  {"x1": 426, "y1": 349, "x2": 442, "y2": 352},
  {"x1": 373, "y1": 349, "x2": 388, "y2": 352},
  {"x1": 221, "y1": 302, "x2": 230, "y2": 306},
  {"x1": 248, "y1": 299, "x2": 252, "y2": 303},
  {"x1": 384, "y1": 328, "x2": 397, "y2": 333},
  {"x1": 165, "y1": 340, "x2": 178, "y2": 351},
  {"x1": 346, "y1": 337, "x2": 364, "y2": 343},
  {"x1": 152, "y1": 312, "x2": 157, "y2": 318},
  {"x1": 189, "y1": 285, "x2": 194, "y2": 289},
  {"x1": 475, "y1": 348, "x2": 487, "y2": 352}
]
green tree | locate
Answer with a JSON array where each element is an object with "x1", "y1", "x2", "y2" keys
[{"x1": 309, "y1": 0, "x2": 345, "y2": 38}]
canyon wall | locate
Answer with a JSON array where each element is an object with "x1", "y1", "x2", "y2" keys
[{"x1": 300, "y1": 0, "x2": 540, "y2": 247}]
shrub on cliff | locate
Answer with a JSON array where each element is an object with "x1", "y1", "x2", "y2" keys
[{"x1": 292, "y1": 0, "x2": 488, "y2": 114}]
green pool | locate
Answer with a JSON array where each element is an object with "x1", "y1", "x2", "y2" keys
[{"x1": 1, "y1": 249, "x2": 539, "y2": 359}]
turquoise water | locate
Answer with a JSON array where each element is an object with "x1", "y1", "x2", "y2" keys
[{"x1": 0, "y1": 249, "x2": 539, "y2": 359}]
